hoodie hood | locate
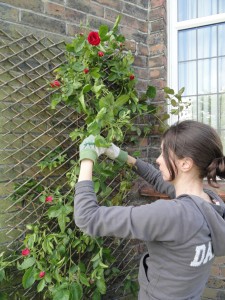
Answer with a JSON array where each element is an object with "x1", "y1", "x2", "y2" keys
[{"x1": 188, "y1": 190, "x2": 225, "y2": 257}]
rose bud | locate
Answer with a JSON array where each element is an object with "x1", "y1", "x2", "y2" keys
[
  {"x1": 50, "y1": 80, "x2": 61, "y2": 88},
  {"x1": 129, "y1": 74, "x2": 135, "y2": 80},
  {"x1": 45, "y1": 196, "x2": 53, "y2": 203},
  {"x1": 83, "y1": 68, "x2": 89, "y2": 74},
  {"x1": 39, "y1": 271, "x2": 46, "y2": 278},
  {"x1": 22, "y1": 248, "x2": 30, "y2": 256},
  {"x1": 98, "y1": 51, "x2": 104, "y2": 57}
]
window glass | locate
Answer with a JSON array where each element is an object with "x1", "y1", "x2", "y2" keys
[
  {"x1": 218, "y1": 23, "x2": 225, "y2": 56},
  {"x1": 220, "y1": 94, "x2": 225, "y2": 129},
  {"x1": 178, "y1": 29, "x2": 196, "y2": 61},
  {"x1": 198, "y1": 95, "x2": 218, "y2": 128},
  {"x1": 178, "y1": 0, "x2": 197, "y2": 21},
  {"x1": 179, "y1": 61, "x2": 197, "y2": 96},
  {"x1": 197, "y1": 26, "x2": 217, "y2": 59},
  {"x1": 198, "y1": 58, "x2": 217, "y2": 94},
  {"x1": 197, "y1": 0, "x2": 217, "y2": 18},
  {"x1": 219, "y1": 57, "x2": 225, "y2": 93},
  {"x1": 219, "y1": 0, "x2": 225, "y2": 13}
]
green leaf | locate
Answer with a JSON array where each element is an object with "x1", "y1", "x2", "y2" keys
[
  {"x1": 112, "y1": 15, "x2": 121, "y2": 33},
  {"x1": 79, "y1": 273, "x2": 90, "y2": 287},
  {"x1": 99, "y1": 25, "x2": 108, "y2": 39},
  {"x1": 37, "y1": 279, "x2": 46, "y2": 292},
  {"x1": 83, "y1": 84, "x2": 92, "y2": 94},
  {"x1": 96, "y1": 278, "x2": 106, "y2": 294},
  {"x1": 79, "y1": 92, "x2": 87, "y2": 113},
  {"x1": 95, "y1": 135, "x2": 111, "y2": 147},
  {"x1": 170, "y1": 99, "x2": 178, "y2": 107},
  {"x1": 69, "y1": 129, "x2": 84, "y2": 141},
  {"x1": 58, "y1": 212, "x2": 66, "y2": 233},
  {"x1": 53, "y1": 289, "x2": 70, "y2": 300},
  {"x1": 114, "y1": 95, "x2": 129, "y2": 107},
  {"x1": 99, "y1": 93, "x2": 114, "y2": 109},
  {"x1": 70, "y1": 282, "x2": 83, "y2": 300},
  {"x1": 178, "y1": 86, "x2": 185, "y2": 95},
  {"x1": 164, "y1": 87, "x2": 174, "y2": 95},
  {"x1": 0, "y1": 269, "x2": 5, "y2": 282},
  {"x1": 73, "y1": 39, "x2": 85, "y2": 53},
  {"x1": 19, "y1": 257, "x2": 35, "y2": 270},
  {"x1": 146, "y1": 85, "x2": 156, "y2": 98},
  {"x1": 22, "y1": 267, "x2": 36, "y2": 289},
  {"x1": 51, "y1": 94, "x2": 61, "y2": 109},
  {"x1": 90, "y1": 67, "x2": 101, "y2": 79},
  {"x1": 92, "y1": 289, "x2": 101, "y2": 300},
  {"x1": 108, "y1": 73, "x2": 117, "y2": 81},
  {"x1": 47, "y1": 206, "x2": 61, "y2": 218}
]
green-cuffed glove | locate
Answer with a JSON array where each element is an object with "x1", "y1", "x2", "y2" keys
[
  {"x1": 105, "y1": 143, "x2": 128, "y2": 164},
  {"x1": 79, "y1": 135, "x2": 105, "y2": 164}
]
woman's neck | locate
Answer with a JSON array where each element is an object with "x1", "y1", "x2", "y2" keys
[{"x1": 173, "y1": 173, "x2": 212, "y2": 203}]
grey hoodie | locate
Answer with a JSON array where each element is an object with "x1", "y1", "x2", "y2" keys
[{"x1": 74, "y1": 158, "x2": 225, "y2": 300}]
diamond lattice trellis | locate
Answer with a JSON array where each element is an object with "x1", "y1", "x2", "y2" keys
[{"x1": 0, "y1": 29, "x2": 139, "y2": 299}]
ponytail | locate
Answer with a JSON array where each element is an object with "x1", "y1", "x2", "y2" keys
[{"x1": 207, "y1": 157, "x2": 225, "y2": 187}]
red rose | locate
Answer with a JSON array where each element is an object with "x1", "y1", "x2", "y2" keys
[
  {"x1": 129, "y1": 74, "x2": 135, "y2": 80},
  {"x1": 87, "y1": 32, "x2": 101, "y2": 46},
  {"x1": 22, "y1": 248, "x2": 30, "y2": 256},
  {"x1": 83, "y1": 68, "x2": 89, "y2": 74},
  {"x1": 39, "y1": 271, "x2": 45, "y2": 278},
  {"x1": 98, "y1": 51, "x2": 104, "y2": 57},
  {"x1": 45, "y1": 196, "x2": 53, "y2": 203},
  {"x1": 50, "y1": 80, "x2": 61, "y2": 88}
]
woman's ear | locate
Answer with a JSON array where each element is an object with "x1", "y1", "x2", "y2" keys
[{"x1": 180, "y1": 157, "x2": 194, "y2": 172}]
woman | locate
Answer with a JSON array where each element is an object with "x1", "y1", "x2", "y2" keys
[{"x1": 74, "y1": 120, "x2": 225, "y2": 300}]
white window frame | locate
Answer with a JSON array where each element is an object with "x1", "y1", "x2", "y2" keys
[{"x1": 167, "y1": 0, "x2": 225, "y2": 125}]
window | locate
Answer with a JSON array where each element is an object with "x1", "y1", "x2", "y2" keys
[{"x1": 167, "y1": 0, "x2": 225, "y2": 148}]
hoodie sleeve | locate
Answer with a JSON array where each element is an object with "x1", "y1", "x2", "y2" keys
[
  {"x1": 134, "y1": 158, "x2": 175, "y2": 198},
  {"x1": 74, "y1": 180, "x2": 183, "y2": 242}
]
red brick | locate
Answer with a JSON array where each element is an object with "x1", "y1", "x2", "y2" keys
[
  {"x1": 134, "y1": 67, "x2": 148, "y2": 79},
  {"x1": 150, "y1": 78, "x2": 166, "y2": 89},
  {"x1": 0, "y1": 3, "x2": 19, "y2": 22},
  {"x1": 136, "y1": 79, "x2": 149, "y2": 92},
  {"x1": 123, "y1": 2, "x2": 148, "y2": 21},
  {"x1": 150, "y1": 0, "x2": 166, "y2": 9},
  {"x1": 214, "y1": 257, "x2": 225, "y2": 265},
  {"x1": 149, "y1": 68, "x2": 166, "y2": 79},
  {"x1": 137, "y1": 43, "x2": 149, "y2": 56},
  {"x1": 67, "y1": 0, "x2": 104, "y2": 17},
  {"x1": 149, "y1": 32, "x2": 166, "y2": 45},
  {"x1": 124, "y1": 40, "x2": 137, "y2": 53},
  {"x1": 21, "y1": 10, "x2": 66, "y2": 35},
  {"x1": 92, "y1": 0, "x2": 123, "y2": 11},
  {"x1": 0, "y1": 0, "x2": 43, "y2": 12},
  {"x1": 134, "y1": 56, "x2": 147, "y2": 68},
  {"x1": 65, "y1": 8, "x2": 87, "y2": 23},
  {"x1": 44, "y1": 2, "x2": 65, "y2": 19},
  {"x1": 148, "y1": 55, "x2": 167, "y2": 68},
  {"x1": 87, "y1": 15, "x2": 112, "y2": 31},
  {"x1": 149, "y1": 44, "x2": 166, "y2": 55},
  {"x1": 149, "y1": 6, "x2": 166, "y2": 21},
  {"x1": 66, "y1": 23, "x2": 83, "y2": 36},
  {"x1": 210, "y1": 265, "x2": 221, "y2": 277},
  {"x1": 151, "y1": 18, "x2": 166, "y2": 32}
]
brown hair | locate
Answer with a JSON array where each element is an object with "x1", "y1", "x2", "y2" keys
[{"x1": 162, "y1": 120, "x2": 225, "y2": 187}]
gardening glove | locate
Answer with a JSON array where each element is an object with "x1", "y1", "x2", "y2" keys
[
  {"x1": 79, "y1": 135, "x2": 105, "y2": 164},
  {"x1": 105, "y1": 143, "x2": 128, "y2": 164}
]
